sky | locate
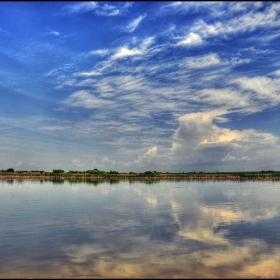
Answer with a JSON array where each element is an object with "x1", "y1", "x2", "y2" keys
[{"x1": 1, "y1": 1, "x2": 280, "y2": 172}]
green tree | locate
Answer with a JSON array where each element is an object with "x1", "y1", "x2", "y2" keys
[
  {"x1": 86, "y1": 169, "x2": 104, "y2": 174},
  {"x1": 53, "y1": 169, "x2": 64, "y2": 174}
]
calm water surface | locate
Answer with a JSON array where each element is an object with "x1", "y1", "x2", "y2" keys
[{"x1": 1, "y1": 179, "x2": 280, "y2": 278}]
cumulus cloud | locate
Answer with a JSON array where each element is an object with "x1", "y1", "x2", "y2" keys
[
  {"x1": 173, "y1": 111, "x2": 228, "y2": 147},
  {"x1": 132, "y1": 146, "x2": 171, "y2": 171},
  {"x1": 48, "y1": 2, "x2": 280, "y2": 173},
  {"x1": 129, "y1": 110, "x2": 280, "y2": 172},
  {"x1": 72, "y1": 159, "x2": 84, "y2": 167},
  {"x1": 171, "y1": 111, "x2": 279, "y2": 170},
  {"x1": 269, "y1": 69, "x2": 280, "y2": 77},
  {"x1": 101, "y1": 157, "x2": 116, "y2": 168}
]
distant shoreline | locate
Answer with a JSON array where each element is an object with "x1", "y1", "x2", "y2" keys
[
  {"x1": 1, "y1": 174, "x2": 280, "y2": 181},
  {"x1": 1, "y1": 170, "x2": 280, "y2": 182}
]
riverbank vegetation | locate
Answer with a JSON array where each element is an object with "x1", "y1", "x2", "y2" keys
[{"x1": 1, "y1": 169, "x2": 280, "y2": 181}]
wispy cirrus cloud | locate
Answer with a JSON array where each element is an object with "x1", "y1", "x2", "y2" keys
[
  {"x1": 45, "y1": 31, "x2": 60, "y2": 36},
  {"x1": 159, "y1": 1, "x2": 222, "y2": 16},
  {"x1": 111, "y1": 36, "x2": 154, "y2": 60},
  {"x1": 160, "y1": 2, "x2": 280, "y2": 47},
  {"x1": 71, "y1": 37, "x2": 156, "y2": 78},
  {"x1": 89, "y1": 49, "x2": 110, "y2": 56},
  {"x1": 191, "y1": 88, "x2": 251, "y2": 112},
  {"x1": 126, "y1": 14, "x2": 146, "y2": 32},
  {"x1": 191, "y1": 2, "x2": 280, "y2": 39},
  {"x1": 189, "y1": 76, "x2": 280, "y2": 115},
  {"x1": 233, "y1": 76, "x2": 280, "y2": 107},
  {"x1": 62, "y1": 2, "x2": 132, "y2": 16},
  {"x1": 40, "y1": 126, "x2": 68, "y2": 131},
  {"x1": 62, "y1": 2, "x2": 97, "y2": 14},
  {"x1": 176, "y1": 32, "x2": 203, "y2": 46},
  {"x1": 62, "y1": 90, "x2": 113, "y2": 108},
  {"x1": 38, "y1": 4, "x2": 280, "y2": 172},
  {"x1": 3, "y1": 1, "x2": 280, "y2": 172},
  {"x1": 186, "y1": 53, "x2": 221, "y2": 68},
  {"x1": 112, "y1": 47, "x2": 143, "y2": 59}
]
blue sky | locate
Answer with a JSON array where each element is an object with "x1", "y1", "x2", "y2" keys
[{"x1": 1, "y1": 1, "x2": 280, "y2": 172}]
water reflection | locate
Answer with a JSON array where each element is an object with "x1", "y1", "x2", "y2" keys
[
  {"x1": 6, "y1": 179, "x2": 14, "y2": 184},
  {"x1": 0, "y1": 180, "x2": 280, "y2": 278}
]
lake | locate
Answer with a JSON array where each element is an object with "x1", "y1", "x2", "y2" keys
[{"x1": 1, "y1": 179, "x2": 280, "y2": 278}]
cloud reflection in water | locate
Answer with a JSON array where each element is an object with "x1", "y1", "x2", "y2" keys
[{"x1": 0, "y1": 180, "x2": 280, "y2": 278}]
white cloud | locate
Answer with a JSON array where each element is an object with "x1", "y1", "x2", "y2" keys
[
  {"x1": 192, "y1": 88, "x2": 251, "y2": 111},
  {"x1": 176, "y1": 32, "x2": 203, "y2": 46},
  {"x1": 170, "y1": 110, "x2": 280, "y2": 170},
  {"x1": 128, "y1": 109, "x2": 280, "y2": 172},
  {"x1": 126, "y1": 14, "x2": 146, "y2": 32},
  {"x1": 90, "y1": 49, "x2": 110, "y2": 56},
  {"x1": 71, "y1": 38, "x2": 155, "y2": 78},
  {"x1": 159, "y1": 2, "x2": 220, "y2": 16},
  {"x1": 173, "y1": 110, "x2": 226, "y2": 146},
  {"x1": 96, "y1": 3, "x2": 121, "y2": 16},
  {"x1": 111, "y1": 36, "x2": 154, "y2": 60},
  {"x1": 230, "y1": 58, "x2": 251, "y2": 66},
  {"x1": 64, "y1": 2, "x2": 97, "y2": 14},
  {"x1": 46, "y1": 31, "x2": 60, "y2": 36},
  {"x1": 140, "y1": 36, "x2": 154, "y2": 49},
  {"x1": 234, "y1": 76, "x2": 280, "y2": 104},
  {"x1": 186, "y1": 53, "x2": 220, "y2": 68},
  {"x1": 63, "y1": 90, "x2": 112, "y2": 108},
  {"x1": 133, "y1": 146, "x2": 169, "y2": 169},
  {"x1": 101, "y1": 157, "x2": 116, "y2": 168},
  {"x1": 174, "y1": 111, "x2": 278, "y2": 148},
  {"x1": 72, "y1": 159, "x2": 84, "y2": 167},
  {"x1": 189, "y1": 76, "x2": 280, "y2": 115},
  {"x1": 78, "y1": 70, "x2": 102, "y2": 77},
  {"x1": 222, "y1": 154, "x2": 251, "y2": 162},
  {"x1": 144, "y1": 146, "x2": 158, "y2": 156},
  {"x1": 191, "y1": 3, "x2": 280, "y2": 39},
  {"x1": 112, "y1": 46, "x2": 142, "y2": 59},
  {"x1": 269, "y1": 69, "x2": 280, "y2": 77},
  {"x1": 63, "y1": 2, "x2": 132, "y2": 16},
  {"x1": 40, "y1": 126, "x2": 68, "y2": 131}
]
